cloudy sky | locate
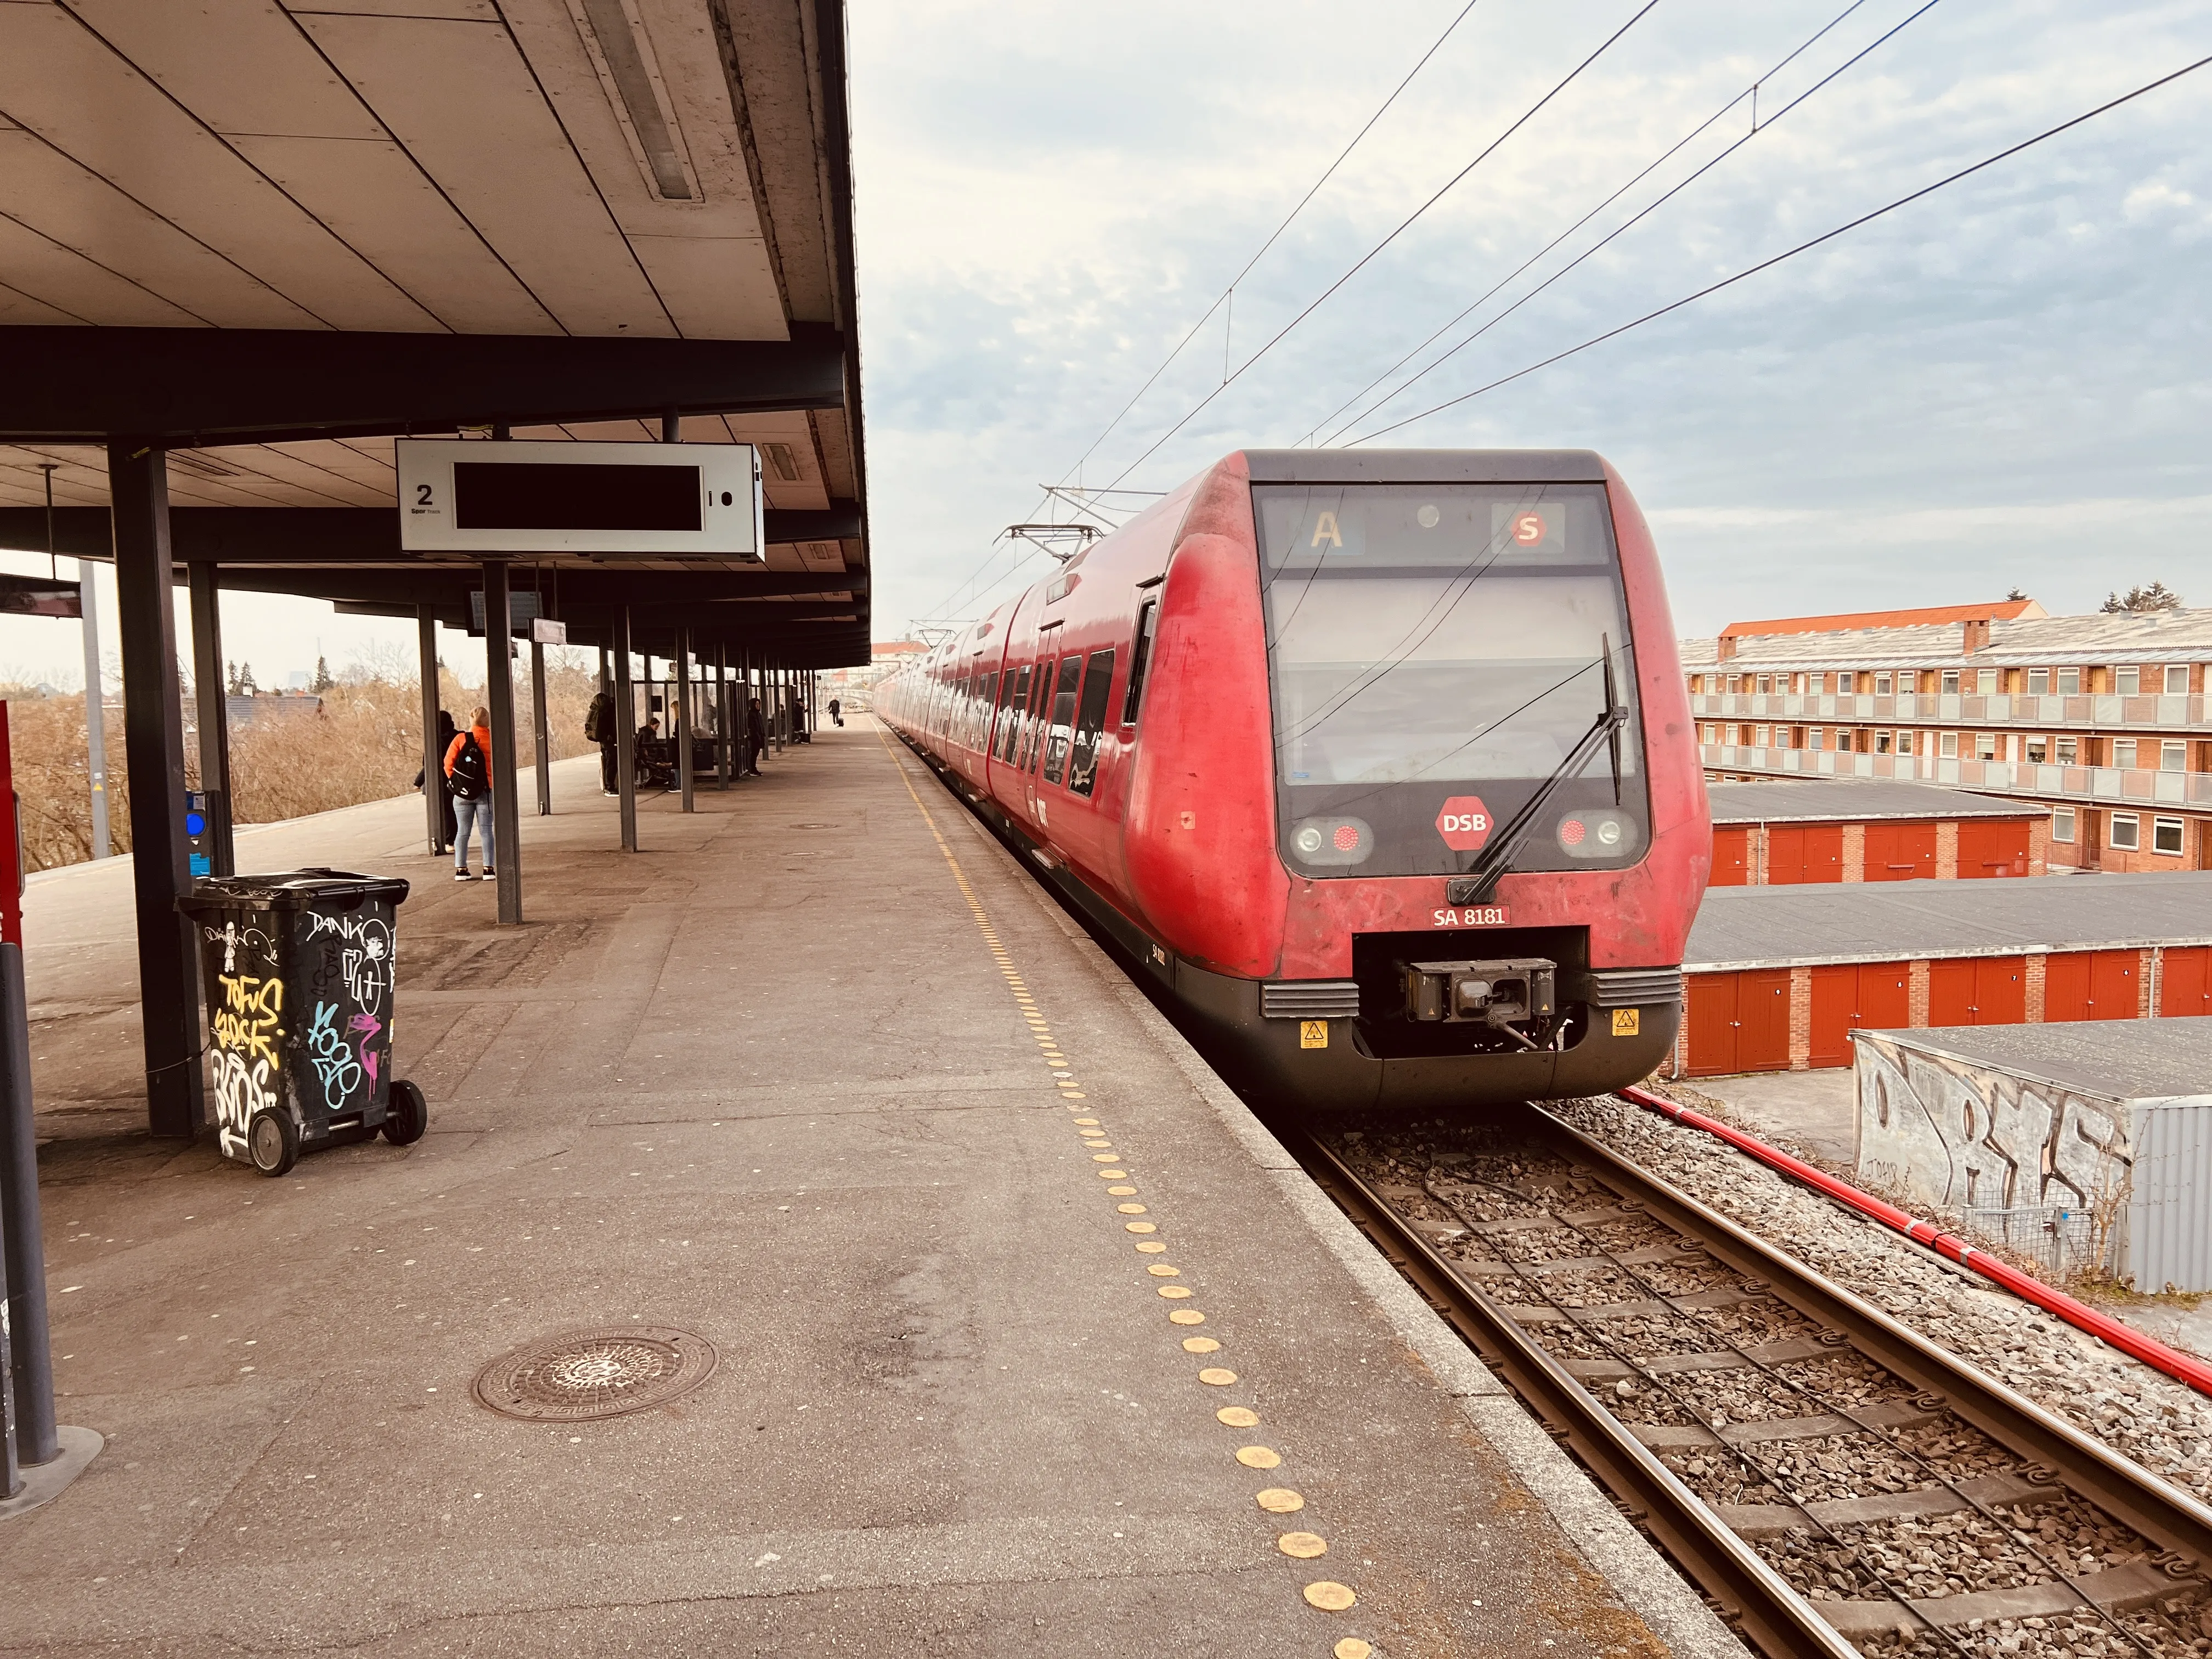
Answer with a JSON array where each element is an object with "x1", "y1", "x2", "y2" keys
[{"x1": 1, "y1": 0, "x2": 2205, "y2": 689}]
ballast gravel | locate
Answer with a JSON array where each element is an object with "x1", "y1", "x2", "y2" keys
[{"x1": 1550, "y1": 1094, "x2": 2212, "y2": 1510}]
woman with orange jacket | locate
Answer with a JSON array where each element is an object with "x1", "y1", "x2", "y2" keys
[{"x1": 444, "y1": 706, "x2": 495, "y2": 882}]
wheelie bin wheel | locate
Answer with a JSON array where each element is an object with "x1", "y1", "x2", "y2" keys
[
  {"x1": 249, "y1": 1109, "x2": 299, "y2": 1177},
  {"x1": 382, "y1": 1079, "x2": 429, "y2": 1146}
]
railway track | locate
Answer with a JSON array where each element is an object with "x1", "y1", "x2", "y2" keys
[{"x1": 1295, "y1": 1104, "x2": 2212, "y2": 1659}]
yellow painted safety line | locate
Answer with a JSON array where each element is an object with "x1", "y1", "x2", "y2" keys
[{"x1": 874, "y1": 729, "x2": 1372, "y2": 1656}]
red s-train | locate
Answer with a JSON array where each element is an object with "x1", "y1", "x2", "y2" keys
[{"x1": 881, "y1": 450, "x2": 1709, "y2": 1111}]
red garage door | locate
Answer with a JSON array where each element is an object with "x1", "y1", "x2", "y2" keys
[
  {"x1": 1711, "y1": 828, "x2": 1750, "y2": 887},
  {"x1": 1768, "y1": 825, "x2": 1843, "y2": 884},
  {"x1": 1928, "y1": 957, "x2": 2026, "y2": 1027},
  {"x1": 1687, "y1": 970, "x2": 1790, "y2": 1075},
  {"x1": 1864, "y1": 821, "x2": 1938, "y2": 881},
  {"x1": 2045, "y1": 951, "x2": 2141, "y2": 1022},
  {"x1": 1808, "y1": 961, "x2": 1910, "y2": 1066},
  {"x1": 1957, "y1": 820, "x2": 2031, "y2": 878},
  {"x1": 2161, "y1": 946, "x2": 2212, "y2": 1017}
]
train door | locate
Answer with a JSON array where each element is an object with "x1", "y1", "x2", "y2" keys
[
  {"x1": 1957, "y1": 820, "x2": 2030, "y2": 877},
  {"x1": 1710, "y1": 828, "x2": 1749, "y2": 886},
  {"x1": 2160, "y1": 946, "x2": 2212, "y2": 1015},
  {"x1": 1685, "y1": 974, "x2": 1739, "y2": 1075},
  {"x1": 1864, "y1": 821, "x2": 1937, "y2": 880},
  {"x1": 1768, "y1": 824, "x2": 1842, "y2": 884}
]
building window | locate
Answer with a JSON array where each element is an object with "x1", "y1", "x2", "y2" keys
[
  {"x1": 1975, "y1": 732, "x2": 1996, "y2": 760},
  {"x1": 2117, "y1": 667, "x2": 2141, "y2": 696},
  {"x1": 2154, "y1": 816, "x2": 2186, "y2": 855},
  {"x1": 1754, "y1": 675, "x2": 1771, "y2": 694},
  {"x1": 1940, "y1": 670, "x2": 1960, "y2": 695},
  {"x1": 1807, "y1": 727, "x2": 1824, "y2": 751},
  {"x1": 1939, "y1": 731, "x2": 1959, "y2": 759},
  {"x1": 1875, "y1": 730, "x2": 1891, "y2": 754},
  {"x1": 2113, "y1": 738, "x2": 2138, "y2": 770},
  {"x1": 2028, "y1": 668, "x2": 2050, "y2": 695},
  {"x1": 2052, "y1": 808, "x2": 2075, "y2": 843},
  {"x1": 2110, "y1": 812, "x2": 2141, "y2": 851},
  {"x1": 1875, "y1": 672, "x2": 1892, "y2": 695},
  {"x1": 2162, "y1": 740, "x2": 2187, "y2": 771},
  {"x1": 2056, "y1": 736, "x2": 2079, "y2": 764},
  {"x1": 1895, "y1": 731, "x2": 1914, "y2": 755},
  {"x1": 2167, "y1": 665, "x2": 2191, "y2": 695},
  {"x1": 2025, "y1": 736, "x2": 2047, "y2": 764},
  {"x1": 1754, "y1": 725, "x2": 1771, "y2": 746},
  {"x1": 1838, "y1": 671, "x2": 1857, "y2": 693},
  {"x1": 2057, "y1": 667, "x2": 2081, "y2": 695},
  {"x1": 1977, "y1": 668, "x2": 1999, "y2": 694}
]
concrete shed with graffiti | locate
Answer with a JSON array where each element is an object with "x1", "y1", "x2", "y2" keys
[{"x1": 1853, "y1": 1017, "x2": 2212, "y2": 1292}]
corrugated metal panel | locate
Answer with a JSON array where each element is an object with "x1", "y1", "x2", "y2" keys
[
  {"x1": 2126, "y1": 1099, "x2": 2212, "y2": 1295},
  {"x1": 1589, "y1": 968, "x2": 1684, "y2": 1008}
]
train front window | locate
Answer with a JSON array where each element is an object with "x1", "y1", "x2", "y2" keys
[{"x1": 1255, "y1": 482, "x2": 1649, "y2": 879}]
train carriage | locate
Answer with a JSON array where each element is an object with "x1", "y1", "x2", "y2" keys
[{"x1": 882, "y1": 449, "x2": 1709, "y2": 1111}]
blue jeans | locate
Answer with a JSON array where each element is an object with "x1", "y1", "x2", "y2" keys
[{"x1": 454, "y1": 795, "x2": 495, "y2": 871}]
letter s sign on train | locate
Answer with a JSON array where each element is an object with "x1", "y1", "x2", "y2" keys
[{"x1": 1434, "y1": 795, "x2": 1492, "y2": 851}]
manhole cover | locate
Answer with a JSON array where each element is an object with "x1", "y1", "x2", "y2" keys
[{"x1": 471, "y1": 1325, "x2": 718, "y2": 1422}]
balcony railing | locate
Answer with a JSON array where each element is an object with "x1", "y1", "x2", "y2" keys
[
  {"x1": 1700, "y1": 744, "x2": 2212, "y2": 810},
  {"x1": 1687, "y1": 691, "x2": 2207, "y2": 730}
]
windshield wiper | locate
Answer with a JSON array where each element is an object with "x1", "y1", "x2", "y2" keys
[{"x1": 1447, "y1": 654, "x2": 1626, "y2": 907}]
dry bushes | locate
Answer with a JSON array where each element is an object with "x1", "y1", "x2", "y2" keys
[{"x1": 4, "y1": 652, "x2": 600, "y2": 873}]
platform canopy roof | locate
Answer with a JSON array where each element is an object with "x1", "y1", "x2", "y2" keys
[{"x1": 0, "y1": 0, "x2": 866, "y2": 664}]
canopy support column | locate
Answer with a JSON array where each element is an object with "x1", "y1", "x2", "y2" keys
[
  {"x1": 715, "y1": 642, "x2": 730, "y2": 790},
  {"x1": 531, "y1": 637, "x2": 551, "y2": 817},
  {"x1": 185, "y1": 562, "x2": 234, "y2": 877},
  {"x1": 109, "y1": 442, "x2": 203, "y2": 1141},
  {"x1": 614, "y1": 608, "x2": 638, "y2": 851},
  {"x1": 419, "y1": 608, "x2": 445, "y2": 855},
  {"x1": 482, "y1": 559, "x2": 522, "y2": 924},
  {"x1": 675, "y1": 631, "x2": 695, "y2": 812}
]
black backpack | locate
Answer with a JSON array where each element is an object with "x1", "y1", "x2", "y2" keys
[
  {"x1": 584, "y1": 691, "x2": 611, "y2": 743},
  {"x1": 449, "y1": 732, "x2": 488, "y2": 800}
]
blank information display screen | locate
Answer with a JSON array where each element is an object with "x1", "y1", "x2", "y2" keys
[{"x1": 453, "y1": 461, "x2": 703, "y2": 533}]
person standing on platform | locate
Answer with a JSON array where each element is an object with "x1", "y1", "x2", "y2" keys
[
  {"x1": 414, "y1": 708, "x2": 458, "y2": 852},
  {"x1": 828, "y1": 697, "x2": 843, "y2": 727},
  {"x1": 746, "y1": 697, "x2": 767, "y2": 777},
  {"x1": 445, "y1": 704, "x2": 495, "y2": 882},
  {"x1": 585, "y1": 685, "x2": 618, "y2": 797}
]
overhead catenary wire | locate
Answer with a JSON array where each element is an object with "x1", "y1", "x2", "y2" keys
[
  {"x1": 1304, "y1": 0, "x2": 1909, "y2": 446},
  {"x1": 1055, "y1": 0, "x2": 1492, "y2": 492},
  {"x1": 1097, "y1": 0, "x2": 1663, "y2": 493},
  {"x1": 1353, "y1": 50, "x2": 2212, "y2": 444},
  {"x1": 1330, "y1": 0, "x2": 1945, "y2": 444}
]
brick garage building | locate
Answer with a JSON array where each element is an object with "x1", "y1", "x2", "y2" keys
[
  {"x1": 1667, "y1": 869, "x2": 2212, "y2": 1077},
  {"x1": 1707, "y1": 778, "x2": 2048, "y2": 885},
  {"x1": 1683, "y1": 600, "x2": 2212, "y2": 873}
]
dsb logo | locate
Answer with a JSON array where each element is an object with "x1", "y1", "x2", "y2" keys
[{"x1": 1435, "y1": 796, "x2": 1492, "y2": 851}]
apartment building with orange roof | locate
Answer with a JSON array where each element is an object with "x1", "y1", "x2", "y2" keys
[{"x1": 1681, "y1": 600, "x2": 2212, "y2": 873}]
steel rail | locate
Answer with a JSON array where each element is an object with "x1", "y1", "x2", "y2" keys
[
  {"x1": 1530, "y1": 1104, "x2": 2212, "y2": 1575},
  {"x1": 1292, "y1": 1128, "x2": 1857, "y2": 1659}
]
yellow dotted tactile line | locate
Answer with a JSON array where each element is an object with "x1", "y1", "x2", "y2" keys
[{"x1": 876, "y1": 731, "x2": 1374, "y2": 1658}]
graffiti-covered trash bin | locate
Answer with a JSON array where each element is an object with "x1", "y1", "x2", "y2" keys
[{"x1": 178, "y1": 868, "x2": 427, "y2": 1178}]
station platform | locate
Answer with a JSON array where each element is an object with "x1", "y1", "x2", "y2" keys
[{"x1": 1, "y1": 722, "x2": 1739, "y2": 1657}]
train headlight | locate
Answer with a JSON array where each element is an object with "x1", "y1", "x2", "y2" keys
[
  {"x1": 1289, "y1": 815, "x2": 1374, "y2": 868},
  {"x1": 1558, "y1": 811, "x2": 1638, "y2": 859}
]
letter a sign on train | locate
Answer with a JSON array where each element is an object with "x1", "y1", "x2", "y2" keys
[{"x1": 1435, "y1": 796, "x2": 1492, "y2": 851}]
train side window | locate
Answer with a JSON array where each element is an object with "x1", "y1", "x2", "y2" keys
[
  {"x1": 976, "y1": 671, "x2": 997, "y2": 749},
  {"x1": 1122, "y1": 599, "x2": 1159, "y2": 725},
  {"x1": 1041, "y1": 655, "x2": 1084, "y2": 784},
  {"x1": 1068, "y1": 649, "x2": 1117, "y2": 797},
  {"x1": 994, "y1": 667, "x2": 1028, "y2": 761}
]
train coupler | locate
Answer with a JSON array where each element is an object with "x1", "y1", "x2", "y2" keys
[{"x1": 1401, "y1": 957, "x2": 1557, "y2": 1030}]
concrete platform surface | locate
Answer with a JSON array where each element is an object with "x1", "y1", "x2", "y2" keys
[{"x1": 1, "y1": 723, "x2": 1737, "y2": 1657}]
